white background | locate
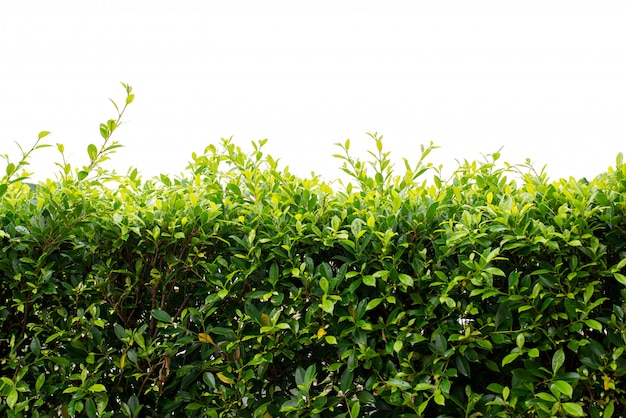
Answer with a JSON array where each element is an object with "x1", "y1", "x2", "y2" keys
[{"x1": 1, "y1": 0, "x2": 625, "y2": 184}]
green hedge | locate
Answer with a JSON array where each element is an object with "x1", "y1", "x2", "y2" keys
[{"x1": 1, "y1": 85, "x2": 626, "y2": 417}]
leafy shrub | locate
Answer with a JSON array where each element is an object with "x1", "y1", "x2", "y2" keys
[{"x1": 1, "y1": 85, "x2": 625, "y2": 417}]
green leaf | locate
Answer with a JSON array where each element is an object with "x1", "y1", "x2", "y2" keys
[
  {"x1": 398, "y1": 274, "x2": 414, "y2": 287},
  {"x1": 304, "y1": 364, "x2": 316, "y2": 387},
  {"x1": 63, "y1": 387, "x2": 81, "y2": 394},
  {"x1": 366, "y1": 298, "x2": 383, "y2": 311},
  {"x1": 340, "y1": 368, "x2": 354, "y2": 392},
  {"x1": 35, "y1": 373, "x2": 45, "y2": 392},
  {"x1": 418, "y1": 400, "x2": 429, "y2": 414},
  {"x1": 356, "y1": 391, "x2": 376, "y2": 405},
  {"x1": 107, "y1": 118, "x2": 117, "y2": 132},
  {"x1": 455, "y1": 355, "x2": 471, "y2": 377},
  {"x1": 151, "y1": 309, "x2": 172, "y2": 323},
  {"x1": 319, "y1": 277, "x2": 329, "y2": 294},
  {"x1": 584, "y1": 319, "x2": 602, "y2": 332},
  {"x1": 0, "y1": 183, "x2": 7, "y2": 198},
  {"x1": 88, "y1": 384, "x2": 107, "y2": 392},
  {"x1": 120, "y1": 403, "x2": 132, "y2": 417},
  {"x1": 30, "y1": 336, "x2": 41, "y2": 356},
  {"x1": 325, "y1": 335, "x2": 338, "y2": 344},
  {"x1": 604, "y1": 401, "x2": 615, "y2": 418},
  {"x1": 114, "y1": 323, "x2": 126, "y2": 340},
  {"x1": 269, "y1": 262, "x2": 279, "y2": 285},
  {"x1": 434, "y1": 390, "x2": 445, "y2": 405},
  {"x1": 50, "y1": 356, "x2": 71, "y2": 367},
  {"x1": 561, "y1": 402, "x2": 585, "y2": 417},
  {"x1": 186, "y1": 403, "x2": 204, "y2": 411},
  {"x1": 351, "y1": 218, "x2": 363, "y2": 238},
  {"x1": 85, "y1": 398, "x2": 97, "y2": 418},
  {"x1": 127, "y1": 349, "x2": 138, "y2": 364},
  {"x1": 350, "y1": 400, "x2": 360, "y2": 417},
  {"x1": 5, "y1": 162, "x2": 15, "y2": 177},
  {"x1": 535, "y1": 391, "x2": 556, "y2": 402},
  {"x1": 551, "y1": 380, "x2": 573, "y2": 399},
  {"x1": 363, "y1": 275, "x2": 375, "y2": 287},
  {"x1": 320, "y1": 299, "x2": 334, "y2": 314},
  {"x1": 38, "y1": 130, "x2": 50, "y2": 139},
  {"x1": 414, "y1": 383, "x2": 435, "y2": 391},
  {"x1": 387, "y1": 378, "x2": 411, "y2": 390},
  {"x1": 6, "y1": 389, "x2": 18, "y2": 409},
  {"x1": 87, "y1": 143, "x2": 98, "y2": 161},
  {"x1": 100, "y1": 123, "x2": 109, "y2": 139},
  {"x1": 552, "y1": 348, "x2": 565, "y2": 374},
  {"x1": 502, "y1": 352, "x2": 520, "y2": 366}
]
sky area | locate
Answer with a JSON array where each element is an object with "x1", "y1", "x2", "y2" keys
[{"x1": 1, "y1": 0, "x2": 625, "y2": 184}]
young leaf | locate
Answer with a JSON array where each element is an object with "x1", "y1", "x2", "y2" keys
[
  {"x1": 100, "y1": 123, "x2": 109, "y2": 139},
  {"x1": 398, "y1": 274, "x2": 414, "y2": 287},
  {"x1": 325, "y1": 335, "x2": 338, "y2": 344},
  {"x1": 502, "y1": 352, "x2": 520, "y2": 366},
  {"x1": 88, "y1": 384, "x2": 106, "y2": 393},
  {"x1": 363, "y1": 275, "x2": 375, "y2": 287},
  {"x1": 5, "y1": 162, "x2": 16, "y2": 177},
  {"x1": 88, "y1": 144, "x2": 98, "y2": 161}
]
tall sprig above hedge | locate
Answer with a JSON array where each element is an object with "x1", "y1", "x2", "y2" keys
[
  {"x1": 333, "y1": 132, "x2": 439, "y2": 195},
  {"x1": 0, "y1": 131, "x2": 51, "y2": 197},
  {"x1": 56, "y1": 82, "x2": 135, "y2": 183}
]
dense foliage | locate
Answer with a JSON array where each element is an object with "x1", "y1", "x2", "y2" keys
[{"x1": 2, "y1": 85, "x2": 626, "y2": 417}]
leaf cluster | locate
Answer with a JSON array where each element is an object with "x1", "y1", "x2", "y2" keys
[{"x1": 1, "y1": 87, "x2": 626, "y2": 417}]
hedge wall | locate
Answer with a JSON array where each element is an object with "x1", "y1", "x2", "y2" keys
[{"x1": 1, "y1": 87, "x2": 626, "y2": 417}]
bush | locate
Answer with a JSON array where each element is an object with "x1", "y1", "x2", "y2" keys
[{"x1": 1, "y1": 85, "x2": 625, "y2": 417}]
